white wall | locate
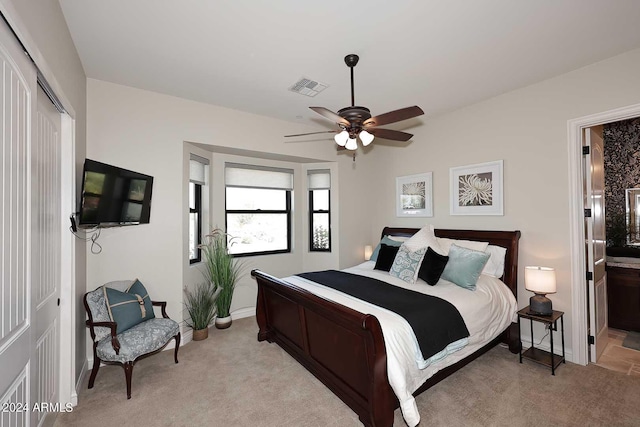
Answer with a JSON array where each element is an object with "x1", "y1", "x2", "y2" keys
[
  {"x1": 88, "y1": 47, "x2": 640, "y2": 364},
  {"x1": 0, "y1": 0, "x2": 87, "y2": 383},
  {"x1": 86, "y1": 80, "x2": 371, "y2": 338},
  {"x1": 365, "y1": 48, "x2": 640, "y2": 361}
]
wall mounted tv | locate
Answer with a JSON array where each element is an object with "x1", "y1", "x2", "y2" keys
[{"x1": 78, "y1": 159, "x2": 154, "y2": 228}]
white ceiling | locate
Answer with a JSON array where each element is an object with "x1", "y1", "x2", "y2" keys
[{"x1": 59, "y1": 0, "x2": 640, "y2": 132}]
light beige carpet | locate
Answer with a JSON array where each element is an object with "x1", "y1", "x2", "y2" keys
[{"x1": 55, "y1": 317, "x2": 640, "y2": 427}]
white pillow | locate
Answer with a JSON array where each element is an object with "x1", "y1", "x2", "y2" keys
[
  {"x1": 482, "y1": 245, "x2": 507, "y2": 278},
  {"x1": 387, "y1": 235, "x2": 410, "y2": 242},
  {"x1": 404, "y1": 224, "x2": 445, "y2": 255},
  {"x1": 437, "y1": 237, "x2": 489, "y2": 255}
]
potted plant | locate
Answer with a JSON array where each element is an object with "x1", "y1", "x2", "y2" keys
[
  {"x1": 184, "y1": 282, "x2": 219, "y2": 341},
  {"x1": 200, "y1": 228, "x2": 243, "y2": 329}
]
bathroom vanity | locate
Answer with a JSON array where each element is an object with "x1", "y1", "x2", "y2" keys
[{"x1": 606, "y1": 263, "x2": 640, "y2": 332}]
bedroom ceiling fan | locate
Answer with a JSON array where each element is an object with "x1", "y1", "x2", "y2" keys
[{"x1": 285, "y1": 54, "x2": 424, "y2": 151}]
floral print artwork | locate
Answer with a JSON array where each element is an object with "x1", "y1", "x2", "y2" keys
[{"x1": 458, "y1": 172, "x2": 493, "y2": 206}]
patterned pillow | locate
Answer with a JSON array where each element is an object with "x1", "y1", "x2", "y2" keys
[
  {"x1": 104, "y1": 279, "x2": 155, "y2": 334},
  {"x1": 390, "y1": 245, "x2": 427, "y2": 284}
]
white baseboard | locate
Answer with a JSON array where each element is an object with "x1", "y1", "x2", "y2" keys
[
  {"x1": 72, "y1": 359, "x2": 87, "y2": 406},
  {"x1": 231, "y1": 306, "x2": 255, "y2": 320},
  {"x1": 520, "y1": 336, "x2": 573, "y2": 363},
  {"x1": 181, "y1": 328, "x2": 193, "y2": 346}
]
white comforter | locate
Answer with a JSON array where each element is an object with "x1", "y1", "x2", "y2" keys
[{"x1": 283, "y1": 261, "x2": 517, "y2": 427}]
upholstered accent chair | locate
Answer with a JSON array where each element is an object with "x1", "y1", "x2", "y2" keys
[{"x1": 84, "y1": 280, "x2": 181, "y2": 399}]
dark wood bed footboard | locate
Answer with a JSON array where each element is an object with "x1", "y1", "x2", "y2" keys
[
  {"x1": 252, "y1": 269, "x2": 395, "y2": 427},
  {"x1": 252, "y1": 228, "x2": 521, "y2": 427}
]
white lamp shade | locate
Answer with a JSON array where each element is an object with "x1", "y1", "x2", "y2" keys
[
  {"x1": 364, "y1": 245, "x2": 373, "y2": 260},
  {"x1": 334, "y1": 130, "x2": 348, "y2": 147},
  {"x1": 345, "y1": 137, "x2": 358, "y2": 151},
  {"x1": 525, "y1": 266, "x2": 556, "y2": 294},
  {"x1": 359, "y1": 130, "x2": 374, "y2": 146}
]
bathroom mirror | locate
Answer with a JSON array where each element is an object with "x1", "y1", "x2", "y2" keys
[{"x1": 626, "y1": 188, "x2": 640, "y2": 245}]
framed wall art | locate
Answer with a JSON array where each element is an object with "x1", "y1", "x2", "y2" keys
[
  {"x1": 396, "y1": 172, "x2": 433, "y2": 217},
  {"x1": 450, "y1": 160, "x2": 503, "y2": 215}
]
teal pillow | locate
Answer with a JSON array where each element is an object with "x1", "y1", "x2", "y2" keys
[
  {"x1": 441, "y1": 244, "x2": 491, "y2": 290},
  {"x1": 390, "y1": 245, "x2": 426, "y2": 284},
  {"x1": 370, "y1": 236, "x2": 404, "y2": 262},
  {"x1": 104, "y1": 279, "x2": 155, "y2": 334}
]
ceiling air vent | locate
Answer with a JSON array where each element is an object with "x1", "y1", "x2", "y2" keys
[{"x1": 288, "y1": 77, "x2": 328, "y2": 97}]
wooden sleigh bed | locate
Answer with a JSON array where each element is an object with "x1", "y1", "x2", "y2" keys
[{"x1": 251, "y1": 227, "x2": 521, "y2": 427}]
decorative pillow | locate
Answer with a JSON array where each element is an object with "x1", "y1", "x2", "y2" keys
[
  {"x1": 390, "y1": 245, "x2": 427, "y2": 284},
  {"x1": 437, "y1": 237, "x2": 489, "y2": 255},
  {"x1": 440, "y1": 244, "x2": 491, "y2": 291},
  {"x1": 374, "y1": 244, "x2": 401, "y2": 272},
  {"x1": 104, "y1": 279, "x2": 155, "y2": 334},
  {"x1": 417, "y1": 247, "x2": 450, "y2": 286},
  {"x1": 403, "y1": 224, "x2": 445, "y2": 255},
  {"x1": 482, "y1": 245, "x2": 507, "y2": 278},
  {"x1": 370, "y1": 235, "x2": 406, "y2": 261}
]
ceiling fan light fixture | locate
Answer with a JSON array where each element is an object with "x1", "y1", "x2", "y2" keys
[
  {"x1": 334, "y1": 130, "x2": 349, "y2": 147},
  {"x1": 359, "y1": 130, "x2": 374, "y2": 146},
  {"x1": 345, "y1": 137, "x2": 358, "y2": 151}
]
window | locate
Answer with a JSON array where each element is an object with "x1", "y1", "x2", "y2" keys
[
  {"x1": 308, "y1": 169, "x2": 331, "y2": 251},
  {"x1": 189, "y1": 154, "x2": 209, "y2": 263},
  {"x1": 225, "y1": 163, "x2": 293, "y2": 256},
  {"x1": 189, "y1": 182, "x2": 202, "y2": 263}
]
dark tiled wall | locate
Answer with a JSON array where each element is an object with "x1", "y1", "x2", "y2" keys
[{"x1": 604, "y1": 117, "x2": 640, "y2": 246}]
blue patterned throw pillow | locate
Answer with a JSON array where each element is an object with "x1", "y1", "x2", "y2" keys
[
  {"x1": 104, "y1": 279, "x2": 155, "y2": 334},
  {"x1": 390, "y1": 245, "x2": 427, "y2": 284}
]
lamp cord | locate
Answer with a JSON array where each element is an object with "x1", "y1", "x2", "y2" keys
[{"x1": 535, "y1": 328, "x2": 550, "y2": 346}]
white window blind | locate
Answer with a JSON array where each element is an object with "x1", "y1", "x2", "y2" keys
[
  {"x1": 189, "y1": 154, "x2": 210, "y2": 185},
  {"x1": 308, "y1": 169, "x2": 331, "y2": 190},
  {"x1": 225, "y1": 163, "x2": 294, "y2": 190}
]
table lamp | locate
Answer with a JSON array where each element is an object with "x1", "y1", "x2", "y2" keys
[
  {"x1": 525, "y1": 266, "x2": 556, "y2": 316},
  {"x1": 364, "y1": 245, "x2": 373, "y2": 261}
]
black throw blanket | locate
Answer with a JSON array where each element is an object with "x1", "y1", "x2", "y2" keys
[{"x1": 297, "y1": 270, "x2": 470, "y2": 361}]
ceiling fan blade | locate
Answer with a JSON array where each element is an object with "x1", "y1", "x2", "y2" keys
[
  {"x1": 309, "y1": 107, "x2": 350, "y2": 126},
  {"x1": 284, "y1": 130, "x2": 337, "y2": 138},
  {"x1": 368, "y1": 128, "x2": 414, "y2": 142},
  {"x1": 363, "y1": 106, "x2": 424, "y2": 127}
]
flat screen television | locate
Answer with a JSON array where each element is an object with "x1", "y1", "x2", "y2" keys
[{"x1": 78, "y1": 159, "x2": 154, "y2": 227}]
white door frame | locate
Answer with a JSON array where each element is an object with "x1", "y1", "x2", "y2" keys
[
  {"x1": 59, "y1": 114, "x2": 77, "y2": 406},
  {"x1": 568, "y1": 103, "x2": 640, "y2": 366},
  {"x1": 0, "y1": 1, "x2": 79, "y2": 405}
]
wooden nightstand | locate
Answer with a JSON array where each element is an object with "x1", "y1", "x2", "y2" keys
[{"x1": 517, "y1": 306, "x2": 565, "y2": 375}]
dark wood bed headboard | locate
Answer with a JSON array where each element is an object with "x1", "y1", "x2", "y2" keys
[{"x1": 380, "y1": 227, "x2": 521, "y2": 299}]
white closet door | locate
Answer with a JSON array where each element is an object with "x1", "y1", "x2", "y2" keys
[
  {"x1": 32, "y1": 85, "x2": 62, "y2": 427},
  {"x1": 0, "y1": 15, "x2": 37, "y2": 427}
]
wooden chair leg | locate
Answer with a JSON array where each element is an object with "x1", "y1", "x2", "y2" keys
[
  {"x1": 124, "y1": 362, "x2": 134, "y2": 399},
  {"x1": 174, "y1": 333, "x2": 181, "y2": 363},
  {"x1": 88, "y1": 354, "x2": 101, "y2": 389}
]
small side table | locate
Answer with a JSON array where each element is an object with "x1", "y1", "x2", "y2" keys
[{"x1": 517, "y1": 306, "x2": 565, "y2": 375}]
